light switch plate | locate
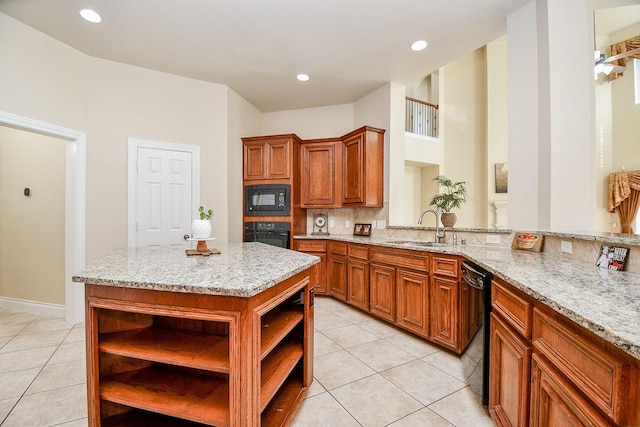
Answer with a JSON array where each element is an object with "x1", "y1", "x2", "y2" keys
[
  {"x1": 486, "y1": 234, "x2": 500, "y2": 244},
  {"x1": 561, "y1": 241, "x2": 572, "y2": 254},
  {"x1": 377, "y1": 220, "x2": 386, "y2": 229},
  {"x1": 371, "y1": 221, "x2": 377, "y2": 229},
  {"x1": 329, "y1": 220, "x2": 335, "y2": 228},
  {"x1": 345, "y1": 220, "x2": 351, "y2": 228}
]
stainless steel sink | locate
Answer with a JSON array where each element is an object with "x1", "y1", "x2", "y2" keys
[{"x1": 386, "y1": 240, "x2": 450, "y2": 248}]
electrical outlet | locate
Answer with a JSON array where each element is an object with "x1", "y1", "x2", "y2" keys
[
  {"x1": 377, "y1": 220, "x2": 386, "y2": 229},
  {"x1": 370, "y1": 221, "x2": 377, "y2": 229},
  {"x1": 486, "y1": 234, "x2": 500, "y2": 244},
  {"x1": 329, "y1": 220, "x2": 335, "y2": 228},
  {"x1": 345, "y1": 220, "x2": 351, "y2": 228},
  {"x1": 561, "y1": 240, "x2": 572, "y2": 254}
]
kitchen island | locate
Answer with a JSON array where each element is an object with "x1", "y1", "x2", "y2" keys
[{"x1": 72, "y1": 242, "x2": 319, "y2": 427}]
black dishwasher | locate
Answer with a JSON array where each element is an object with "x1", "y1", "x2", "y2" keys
[{"x1": 461, "y1": 260, "x2": 493, "y2": 406}]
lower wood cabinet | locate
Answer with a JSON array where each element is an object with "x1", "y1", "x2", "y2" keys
[
  {"x1": 529, "y1": 353, "x2": 611, "y2": 427},
  {"x1": 489, "y1": 312, "x2": 532, "y2": 427},
  {"x1": 327, "y1": 242, "x2": 348, "y2": 301},
  {"x1": 397, "y1": 268, "x2": 429, "y2": 337},
  {"x1": 369, "y1": 263, "x2": 396, "y2": 323},
  {"x1": 293, "y1": 240, "x2": 328, "y2": 295},
  {"x1": 348, "y1": 258, "x2": 369, "y2": 310},
  {"x1": 490, "y1": 277, "x2": 640, "y2": 427},
  {"x1": 430, "y1": 276, "x2": 459, "y2": 350}
]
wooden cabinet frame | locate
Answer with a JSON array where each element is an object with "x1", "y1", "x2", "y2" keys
[{"x1": 85, "y1": 267, "x2": 315, "y2": 426}]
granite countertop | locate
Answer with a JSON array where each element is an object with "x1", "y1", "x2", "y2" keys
[
  {"x1": 294, "y1": 234, "x2": 640, "y2": 360},
  {"x1": 72, "y1": 242, "x2": 320, "y2": 298}
]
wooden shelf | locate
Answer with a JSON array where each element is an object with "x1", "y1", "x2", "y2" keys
[
  {"x1": 99, "y1": 327, "x2": 230, "y2": 373},
  {"x1": 260, "y1": 306, "x2": 303, "y2": 360},
  {"x1": 260, "y1": 339, "x2": 303, "y2": 411},
  {"x1": 101, "y1": 366, "x2": 230, "y2": 426},
  {"x1": 102, "y1": 410, "x2": 207, "y2": 426},
  {"x1": 261, "y1": 376, "x2": 306, "y2": 427}
]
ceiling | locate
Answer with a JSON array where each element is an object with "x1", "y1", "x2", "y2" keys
[
  {"x1": 1, "y1": 0, "x2": 633, "y2": 112},
  {"x1": 0, "y1": 0, "x2": 534, "y2": 112}
]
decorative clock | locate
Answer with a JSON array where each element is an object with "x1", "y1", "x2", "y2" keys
[{"x1": 312, "y1": 213, "x2": 330, "y2": 235}]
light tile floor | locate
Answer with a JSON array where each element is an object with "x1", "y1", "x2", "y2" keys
[{"x1": 0, "y1": 297, "x2": 493, "y2": 426}]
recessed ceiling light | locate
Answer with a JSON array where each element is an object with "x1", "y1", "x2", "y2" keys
[
  {"x1": 296, "y1": 73, "x2": 310, "y2": 82},
  {"x1": 411, "y1": 40, "x2": 428, "y2": 51},
  {"x1": 79, "y1": 9, "x2": 102, "y2": 23}
]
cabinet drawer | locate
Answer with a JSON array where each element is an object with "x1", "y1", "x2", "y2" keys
[
  {"x1": 533, "y1": 308, "x2": 629, "y2": 424},
  {"x1": 294, "y1": 240, "x2": 326, "y2": 252},
  {"x1": 431, "y1": 257, "x2": 460, "y2": 278},
  {"x1": 349, "y1": 244, "x2": 369, "y2": 260},
  {"x1": 329, "y1": 241, "x2": 348, "y2": 256},
  {"x1": 369, "y1": 248, "x2": 429, "y2": 272},
  {"x1": 491, "y1": 279, "x2": 533, "y2": 339}
]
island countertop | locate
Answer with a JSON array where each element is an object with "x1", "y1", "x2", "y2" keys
[
  {"x1": 72, "y1": 242, "x2": 320, "y2": 297},
  {"x1": 294, "y1": 234, "x2": 640, "y2": 360}
]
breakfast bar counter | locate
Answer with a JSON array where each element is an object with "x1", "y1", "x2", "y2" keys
[{"x1": 73, "y1": 242, "x2": 319, "y2": 426}]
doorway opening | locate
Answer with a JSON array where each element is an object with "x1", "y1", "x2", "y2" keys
[{"x1": 0, "y1": 111, "x2": 86, "y2": 323}]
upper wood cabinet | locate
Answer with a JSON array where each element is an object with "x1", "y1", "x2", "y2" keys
[
  {"x1": 242, "y1": 135, "x2": 299, "y2": 182},
  {"x1": 342, "y1": 126, "x2": 385, "y2": 207},
  {"x1": 300, "y1": 139, "x2": 342, "y2": 207}
]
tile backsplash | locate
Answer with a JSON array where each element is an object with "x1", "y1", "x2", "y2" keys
[{"x1": 304, "y1": 205, "x2": 640, "y2": 274}]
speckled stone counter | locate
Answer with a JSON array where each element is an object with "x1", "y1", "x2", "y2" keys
[
  {"x1": 72, "y1": 242, "x2": 320, "y2": 297},
  {"x1": 294, "y1": 234, "x2": 640, "y2": 360}
]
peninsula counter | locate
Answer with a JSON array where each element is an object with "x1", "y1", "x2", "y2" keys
[{"x1": 72, "y1": 242, "x2": 320, "y2": 426}]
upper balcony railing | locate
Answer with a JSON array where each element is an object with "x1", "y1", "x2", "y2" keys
[{"x1": 405, "y1": 97, "x2": 438, "y2": 138}]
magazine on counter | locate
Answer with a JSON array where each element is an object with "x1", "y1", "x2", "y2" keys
[{"x1": 596, "y1": 245, "x2": 629, "y2": 271}]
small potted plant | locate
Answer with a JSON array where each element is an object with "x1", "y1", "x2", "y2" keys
[
  {"x1": 429, "y1": 175, "x2": 467, "y2": 227},
  {"x1": 192, "y1": 205, "x2": 214, "y2": 239}
]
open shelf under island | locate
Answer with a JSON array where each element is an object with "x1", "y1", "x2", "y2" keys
[{"x1": 72, "y1": 242, "x2": 320, "y2": 427}]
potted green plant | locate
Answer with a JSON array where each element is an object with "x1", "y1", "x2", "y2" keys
[
  {"x1": 192, "y1": 205, "x2": 214, "y2": 239},
  {"x1": 429, "y1": 175, "x2": 467, "y2": 227}
]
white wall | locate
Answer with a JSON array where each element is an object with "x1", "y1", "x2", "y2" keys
[
  {"x1": 508, "y1": 0, "x2": 596, "y2": 232},
  {"x1": 0, "y1": 12, "x2": 261, "y2": 268},
  {"x1": 0, "y1": 128, "x2": 66, "y2": 305},
  {"x1": 486, "y1": 36, "x2": 509, "y2": 228},
  {"x1": 440, "y1": 48, "x2": 488, "y2": 228},
  {"x1": 262, "y1": 104, "x2": 354, "y2": 138}
]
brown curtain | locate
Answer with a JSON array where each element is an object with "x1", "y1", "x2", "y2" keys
[
  {"x1": 608, "y1": 170, "x2": 640, "y2": 233},
  {"x1": 608, "y1": 35, "x2": 640, "y2": 81}
]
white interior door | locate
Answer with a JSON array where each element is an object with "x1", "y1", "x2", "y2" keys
[{"x1": 136, "y1": 147, "x2": 192, "y2": 247}]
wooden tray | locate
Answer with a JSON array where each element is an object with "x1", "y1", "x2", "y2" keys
[{"x1": 185, "y1": 248, "x2": 221, "y2": 257}]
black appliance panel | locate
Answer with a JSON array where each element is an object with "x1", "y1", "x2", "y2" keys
[
  {"x1": 244, "y1": 221, "x2": 291, "y2": 249},
  {"x1": 245, "y1": 184, "x2": 290, "y2": 216},
  {"x1": 461, "y1": 260, "x2": 493, "y2": 406}
]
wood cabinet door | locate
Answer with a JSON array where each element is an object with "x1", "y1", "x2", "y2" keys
[
  {"x1": 300, "y1": 141, "x2": 341, "y2": 207},
  {"x1": 529, "y1": 353, "x2": 611, "y2": 427},
  {"x1": 342, "y1": 132, "x2": 364, "y2": 205},
  {"x1": 369, "y1": 263, "x2": 396, "y2": 323},
  {"x1": 397, "y1": 269, "x2": 429, "y2": 336},
  {"x1": 243, "y1": 142, "x2": 267, "y2": 180},
  {"x1": 266, "y1": 139, "x2": 290, "y2": 179},
  {"x1": 348, "y1": 259, "x2": 369, "y2": 310},
  {"x1": 430, "y1": 276, "x2": 459, "y2": 350},
  {"x1": 328, "y1": 254, "x2": 347, "y2": 301},
  {"x1": 489, "y1": 313, "x2": 532, "y2": 427}
]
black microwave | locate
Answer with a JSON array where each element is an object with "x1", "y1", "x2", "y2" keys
[{"x1": 244, "y1": 184, "x2": 290, "y2": 216}]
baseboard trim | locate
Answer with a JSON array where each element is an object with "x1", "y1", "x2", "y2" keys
[{"x1": 0, "y1": 297, "x2": 65, "y2": 318}]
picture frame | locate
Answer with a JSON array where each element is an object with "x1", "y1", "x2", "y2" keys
[
  {"x1": 511, "y1": 231, "x2": 544, "y2": 252},
  {"x1": 353, "y1": 223, "x2": 372, "y2": 236},
  {"x1": 596, "y1": 245, "x2": 629, "y2": 271},
  {"x1": 495, "y1": 163, "x2": 508, "y2": 193}
]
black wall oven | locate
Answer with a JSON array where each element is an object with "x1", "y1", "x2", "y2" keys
[
  {"x1": 244, "y1": 184, "x2": 290, "y2": 216},
  {"x1": 244, "y1": 222, "x2": 291, "y2": 249}
]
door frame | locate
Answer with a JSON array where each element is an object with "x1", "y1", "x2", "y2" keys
[
  {"x1": 127, "y1": 138, "x2": 200, "y2": 247},
  {"x1": 0, "y1": 111, "x2": 86, "y2": 323}
]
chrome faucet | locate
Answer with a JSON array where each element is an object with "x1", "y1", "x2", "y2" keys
[{"x1": 417, "y1": 208, "x2": 446, "y2": 243}]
